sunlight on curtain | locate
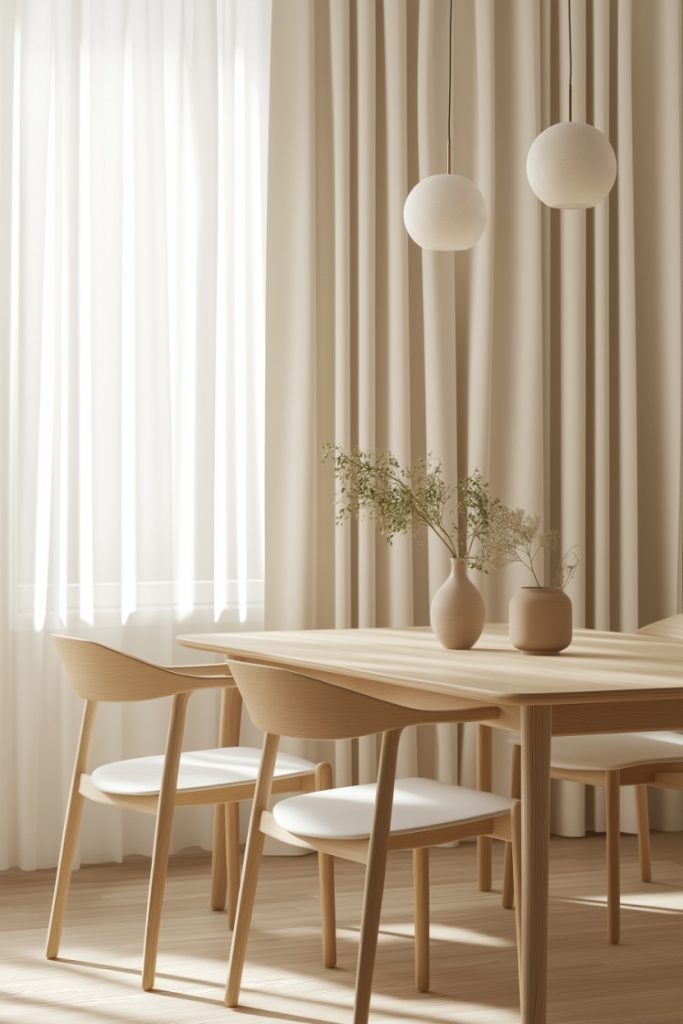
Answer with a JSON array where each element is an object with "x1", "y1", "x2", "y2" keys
[{"x1": 0, "y1": 0, "x2": 270, "y2": 870}]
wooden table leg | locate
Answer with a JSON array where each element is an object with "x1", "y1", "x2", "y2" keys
[
  {"x1": 635, "y1": 784, "x2": 652, "y2": 883},
  {"x1": 477, "y1": 724, "x2": 493, "y2": 891},
  {"x1": 503, "y1": 743, "x2": 521, "y2": 909},
  {"x1": 520, "y1": 705, "x2": 552, "y2": 1024}
]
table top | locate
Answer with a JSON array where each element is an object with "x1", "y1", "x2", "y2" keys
[{"x1": 178, "y1": 624, "x2": 683, "y2": 706}]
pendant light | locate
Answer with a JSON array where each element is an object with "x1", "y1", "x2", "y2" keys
[
  {"x1": 527, "y1": 0, "x2": 616, "y2": 209},
  {"x1": 403, "y1": 0, "x2": 486, "y2": 251}
]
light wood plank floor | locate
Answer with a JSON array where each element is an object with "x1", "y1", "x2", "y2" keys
[{"x1": 1, "y1": 835, "x2": 681, "y2": 1024}]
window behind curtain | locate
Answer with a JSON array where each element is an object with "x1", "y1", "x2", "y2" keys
[
  {"x1": 5, "y1": 0, "x2": 269, "y2": 633},
  {"x1": 0, "y1": 0, "x2": 270, "y2": 871}
]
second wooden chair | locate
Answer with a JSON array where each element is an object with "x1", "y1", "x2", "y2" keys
[{"x1": 224, "y1": 659, "x2": 521, "y2": 1024}]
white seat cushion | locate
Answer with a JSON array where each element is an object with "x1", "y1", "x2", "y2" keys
[
  {"x1": 272, "y1": 778, "x2": 514, "y2": 840},
  {"x1": 510, "y1": 732, "x2": 683, "y2": 771},
  {"x1": 91, "y1": 746, "x2": 315, "y2": 796}
]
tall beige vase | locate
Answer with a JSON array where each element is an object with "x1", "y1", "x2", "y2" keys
[
  {"x1": 430, "y1": 558, "x2": 485, "y2": 650},
  {"x1": 509, "y1": 586, "x2": 572, "y2": 654}
]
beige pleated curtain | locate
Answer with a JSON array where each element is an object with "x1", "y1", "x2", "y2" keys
[{"x1": 264, "y1": 0, "x2": 683, "y2": 834}]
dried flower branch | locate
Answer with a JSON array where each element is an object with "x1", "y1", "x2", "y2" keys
[{"x1": 488, "y1": 507, "x2": 578, "y2": 589}]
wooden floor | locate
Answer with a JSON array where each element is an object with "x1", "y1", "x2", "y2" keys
[{"x1": 1, "y1": 835, "x2": 681, "y2": 1024}]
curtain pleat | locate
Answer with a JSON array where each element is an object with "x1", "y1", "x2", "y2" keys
[
  {"x1": 590, "y1": 0, "x2": 610, "y2": 630},
  {"x1": 265, "y1": 0, "x2": 683, "y2": 832}
]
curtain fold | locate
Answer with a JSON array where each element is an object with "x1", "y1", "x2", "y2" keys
[
  {"x1": 264, "y1": 0, "x2": 683, "y2": 831},
  {"x1": 0, "y1": 0, "x2": 271, "y2": 870}
]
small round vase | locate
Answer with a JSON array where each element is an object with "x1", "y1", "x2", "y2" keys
[
  {"x1": 430, "y1": 559, "x2": 485, "y2": 650},
  {"x1": 509, "y1": 587, "x2": 572, "y2": 655}
]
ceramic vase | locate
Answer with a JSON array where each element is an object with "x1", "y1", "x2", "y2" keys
[
  {"x1": 430, "y1": 558, "x2": 485, "y2": 650},
  {"x1": 509, "y1": 586, "x2": 572, "y2": 654}
]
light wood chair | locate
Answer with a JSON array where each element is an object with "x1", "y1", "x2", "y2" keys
[
  {"x1": 224, "y1": 659, "x2": 521, "y2": 1024},
  {"x1": 640, "y1": 614, "x2": 683, "y2": 826},
  {"x1": 501, "y1": 613, "x2": 683, "y2": 945},
  {"x1": 47, "y1": 636, "x2": 328, "y2": 991}
]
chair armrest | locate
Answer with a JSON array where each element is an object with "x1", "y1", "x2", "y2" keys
[
  {"x1": 165, "y1": 663, "x2": 232, "y2": 679},
  {"x1": 164, "y1": 669, "x2": 234, "y2": 694}
]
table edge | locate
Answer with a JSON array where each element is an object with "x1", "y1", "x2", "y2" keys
[{"x1": 177, "y1": 635, "x2": 683, "y2": 708}]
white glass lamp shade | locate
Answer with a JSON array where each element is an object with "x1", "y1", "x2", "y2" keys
[
  {"x1": 527, "y1": 121, "x2": 617, "y2": 209},
  {"x1": 403, "y1": 173, "x2": 486, "y2": 251}
]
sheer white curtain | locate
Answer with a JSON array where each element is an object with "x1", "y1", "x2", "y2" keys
[{"x1": 0, "y1": 0, "x2": 271, "y2": 870}]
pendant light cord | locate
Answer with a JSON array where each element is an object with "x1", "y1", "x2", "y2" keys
[
  {"x1": 568, "y1": 0, "x2": 573, "y2": 121},
  {"x1": 447, "y1": 0, "x2": 453, "y2": 172}
]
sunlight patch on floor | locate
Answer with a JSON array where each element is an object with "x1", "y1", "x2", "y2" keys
[
  {"x1": 558, "y1": 890, "x2": 683, "y2": 914},
  {"x1": 251, "y1": 985, "x2": 522, "y2": 1024},
  {"x1": 386, "y1": 921, "x2": 512, "y2": 947}
]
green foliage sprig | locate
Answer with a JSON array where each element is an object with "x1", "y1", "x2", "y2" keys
[{"x1": 322, "y1": 444, "x2": 508, "y2": 572}]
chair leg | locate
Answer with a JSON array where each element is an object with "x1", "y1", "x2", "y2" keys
[
  {"x1": 225, "y1": 733, "x2": 280, "y2": 1007},
  {"x1": 225, "y1": 802, "x2": 241, "y2": 930},
  {"x1": 477, "y1": 725, "x2": 493, "y2": 892},
  {"x1": 316, "y1": 762, "x2": 336, "y2": 968},
  {"x1": 219, "y1": 684, "x2": 245, "y2": 924},
  {"x1": 46, "y1": 790, "x2": 87, "y2": 959},
  {"x1": 142, "y1": 692, "x2": 189, "y2": 991},
  {"x1": 502, "y1": 743, "x2": 521, "y2": 910},
  {"x1": 502, "y1": 843, "x2": 514, "y2": 909},
  {"x1": 635, "y1": 784, "x2": 652, "y2": 883},
  {"x1": 353, "y1": 728, "x2": 402, "y2": 1024},
  {"x1": 46, "y1": 701, "x2": 97, "y2": 960},
  {"x1": 211, "y1": 805, "x2": 227, "y2": 911},
  {"x1": 412, "y1": 847, "x2": 429, "y2": 993},
  {"x1": 510, "y1": 803, "x2": 523, "y2": 1008},
  {"x1": 605, "y1": 770, "x2": 621, "y2": 945}
]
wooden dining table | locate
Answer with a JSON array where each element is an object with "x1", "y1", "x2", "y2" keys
[{"x1": 178, "y1": 623, "x2": 683, "y2": 1024}]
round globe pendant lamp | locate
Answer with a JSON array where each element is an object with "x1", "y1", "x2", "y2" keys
[
  {"x1": 403, "y1": 0, "x2": 486, "y2": 251},
  {"x1": 527, "y1": 0, "x2": 616, "y2": 209}
]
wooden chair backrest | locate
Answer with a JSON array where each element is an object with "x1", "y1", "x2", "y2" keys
[
  {"x1": 53, "y1": 635, "x2": 232, "y2": 702},
  {"x1": 638, "y1": 614, "x2": 683, "y2": 642},
  {"x1": 227, "y1": 659, "x2": 497, "y2": 740}
]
